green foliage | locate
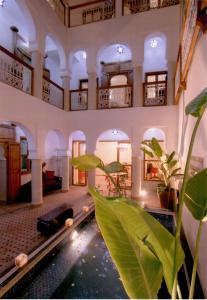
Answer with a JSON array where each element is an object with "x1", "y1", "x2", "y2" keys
[
  {"x1": 185, "y1": 88, "x2": 207, "y2": 117},
  {"x1": 71, "y1": 154, "x2": 103, "y2": 171},
  {"x1": 104, "y1": 161, "x2": 123, "y2": 174},
  {"x1": 89, "y1": 188, "x2": 185, "y2": 298},
  {"x1": 141, "y1": 138, "x2": 181, "y2": 187},
  {"x1": 184, "y1": 169, "x2": 207, "y2": 221}
]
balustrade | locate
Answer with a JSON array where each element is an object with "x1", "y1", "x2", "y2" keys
[
  {"x1": 143, "y1": 82, "x2": 167, "y2": 106},
  {"x1": 0, "y1": 46, "x2": 33, "y2": 94},
  {"x1": 97, "y1": 85, "x2": 132, "y2": 109},
  {"x1": 69, "y1": 0, "x2": 115, "y2": 27},
  {"x1": 70, "y1": 89, "x2": 88, "y2": 111},
  {"x1": 42, "y1": 76, "x2": 64, "y2": 109},
  {"x1": 123, "y1": 0, "x2": 179, "y2": 15}
]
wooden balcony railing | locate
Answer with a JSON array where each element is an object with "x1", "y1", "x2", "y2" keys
[
  {"x1": 123, "y1": 0, "x2": 179, "y2": 15},
  {"x1": 70, "y1": 89, "x2": 88, "y2": 111},
  {"x1": 97, "y1": 85, "x2": 132, "y2": 109},
  {"x1": 42, "y1": 76, "x2": 64, "y2": 109},
  {"x1": 143, "y1": 81, "x2": 167, "y2": 106},
  {"x1": 174, "y1": 0, "x2": 202, "y2": 104},
  {"x1": 69, "y1": 0, "x2": 115, "y2": 27},
  {"x1": 0, "y1": 45, "x2": 33, "y2": 94}
]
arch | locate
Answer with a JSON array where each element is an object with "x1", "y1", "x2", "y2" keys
[
  {"x1": 97, "y1": 129, "x2": 130, "y2": 142},
  {"x1": 0, "y1": 0, "x2": 37, "y2": 51},
  {"x1": 97, "y1": 43, "x2": 132, "y2": 65},
  {"x1": 70, "y1": 50, "x2": 88, "y2": 90},
  {"x1": 143, "y1": 32, "x2": 167, "y2": 73},
  {"x1": 15, "y1": 0, "x2": 37, "y2": 43},
  {"x1": 44, "y1": 129, "x2": 66, "y2": 175},
  {"x1": 143, "y1": 127, "x2": 166, "y2": 141},
  {"x1": 0, "y1": 120, "x2": 36, "y2": 151},
  {"x1": 69, "y1": 130, "x2": 86, "y2": 151},
  {"x1": 45, "y1": 33, "x2": 66, "y2": 72}
]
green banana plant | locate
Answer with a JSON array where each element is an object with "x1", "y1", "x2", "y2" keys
[
  {"x1": 71, "y1": 155, "x2": 185, "y2": 298},
  {"x1": 71, "y1": 88, "x2": 207, "y2": 299},
  {"x1": 141, "y1": 138, "x2": 181, "y2": 188}
]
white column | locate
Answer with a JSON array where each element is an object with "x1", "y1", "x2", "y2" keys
[
  {"x1": 115, "y1": 0, "x2": 122, "y2": 18},
  {"x1": 61, "y1": 75, "x2": 70, "y2": 111},
  {"x1": 60, "y1": 154, "x2": 69, "y2": 191},
  {"x1": 86, "y1": 142, "x2": 96, "y2": 187},
  {"x1": 31, "y1": 50, "x2": 44, "y2": 99},
  {"x1": 88, "y1": 71, "x2": 97, "y2": 110},
  {"x1": 31, "y1": 159, "x2": 43, "y2": 205},
  {"x1": 131, "y1": 156, "x2": 142, "y2": 198},
  {"x1": 133, "y1": 65, "x2": 143, "y2": 107},
  {"x1": 167, "y1": 60, "x2": 176, "y2": 106}
]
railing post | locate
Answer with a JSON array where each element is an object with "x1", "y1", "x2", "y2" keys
[
  {"x1": 167, "y1": 60, "x2": 176, "y2": 105},
  {"x1": 115, "y1": 0, "x2": 123, "y2": 18},
  {"x1": 31, "y1": 50, "x2": 44, "y2": 99},
  {"x1": 61, "y1": 73, "x2": 71, "y2": 111},
  {"x1": 88, "y1": 71, "x2": 97, "y2": 110},
  {"x1": 133, "y1": 64, "x2": 143, "y2": 107}
]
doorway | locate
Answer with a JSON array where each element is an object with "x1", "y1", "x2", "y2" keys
[{"x1": 72, "y1": 141, "x2": 87, "y2": 186}]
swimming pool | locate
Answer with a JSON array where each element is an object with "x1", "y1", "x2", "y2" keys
[{"x1": 3, "y1": 210, "x2": 194, "y2": 299}]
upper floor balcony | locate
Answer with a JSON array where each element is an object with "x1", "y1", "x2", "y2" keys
[{"x1": 46, "y1": 0, "x2": 180, "y2": 28}]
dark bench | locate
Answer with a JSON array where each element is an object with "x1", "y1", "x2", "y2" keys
[{"x1": 37, "y1": 204, "x2": 73, "y2": 235}]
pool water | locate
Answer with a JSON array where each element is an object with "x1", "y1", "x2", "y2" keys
[
  {"x1": 4, "y1": 211, "x2": 192, "y2": 299},
  {"x1": 5, "y1": 215, "x2": 128, "y2": 299}
]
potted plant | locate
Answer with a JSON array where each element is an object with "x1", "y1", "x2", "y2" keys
[{"x1": 141, "y1": 138, "x2": 181, "y2": 210}]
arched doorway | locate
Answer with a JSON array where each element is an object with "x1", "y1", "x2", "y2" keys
[
  {"x1": 69, "y1": 131, "x2": 86, "y2": 186},
  {"x1": 142, "y1": 127, "x2": 166, "y2": 182},
  {"x1": 95, "y1": 129, "x2": 132, "y2": 195}
]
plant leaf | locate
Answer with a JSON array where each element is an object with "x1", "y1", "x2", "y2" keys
[
  {"x1": 104, "y1": 161, "x2": 123, "y2": 174},
  {"x1": 141, "y1": 147, "x2": 154, "y2": 158},
  {"x1": 168, "y1": 168, "x2": 181, "y2": 178},
  {"x1": 166, "y1": 151, "x2": 175, "y2": 164},
  {"x1": 184, "y1": 169, "x2": 207, "y2": 220},
  {"x1": 168, "y1": 159, "x2": 177, "y2": 169},
  {"x1": 89, "y1": 188, "x2": 185, "y2": 297},
  {"x1": 185, "y1": 88, "x2": 207, "y2": 117},
  {"x1": 151, "y1": 138, "x2": 163, "y2": 157},
  {"x1": 70, "y1": 154, "x2": 103, "y2": 171}
]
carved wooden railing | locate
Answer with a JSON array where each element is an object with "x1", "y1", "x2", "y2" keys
[
  {"x1": 42, "y1": 76, "x2": 64, "y2": 109},
  {"x1": 70, "y1": 89, "x2": 88, "y2": 111},
  {"x1": 97, "y1": 85, "x2": 132, "y2": 109},
  {"x1": 69, "y1": 0, "x2": 115, "y2": 27},
  {"x1": 0, "y1": 45, "x2": 33, "y2": 94},
  {"x1": 123, "y1": 0, "x2": 179, "y2": 15},
  {"x1": 143, "y1": 81, "x2": 167, "y2": 106},
  {"x1": 174, "y1": 0, "x2": 202, "y2": 104},
  {"x1": 46, "y1": 0, "x2": 66, "y2": 25}
]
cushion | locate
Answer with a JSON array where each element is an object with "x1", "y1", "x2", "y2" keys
[{"x1": 45, "y1": 170, "x2": 55, "y2": 179}]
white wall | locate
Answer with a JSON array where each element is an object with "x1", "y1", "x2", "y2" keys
[{"x1": 178, "y1": 32, "x2": 207, "y2": 297}]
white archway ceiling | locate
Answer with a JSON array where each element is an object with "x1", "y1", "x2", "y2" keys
[{"x1": 99, "y1": 44, "x2": 132, "y2": 64}]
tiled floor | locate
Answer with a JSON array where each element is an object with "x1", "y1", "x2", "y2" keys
[
  {"x1": 0, "y1": 186, "x2": 161, "y2": 278},
  {"x1": 0, "y1": 186, "x2": 92, "y2": 277}
]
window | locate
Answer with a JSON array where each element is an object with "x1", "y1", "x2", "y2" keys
[
  {"x1": 144, "y1": 71, "x2": 167, "y2": 106},
  {"x1": 79, "y1": 79, "x2": 88, "y2": 89},
  {"x1": 20, "y1": 137, "x2": 31, "y2": 173}
]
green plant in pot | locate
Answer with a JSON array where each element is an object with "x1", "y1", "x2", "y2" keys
[{"x1": 140, "y1": 138, "x2": 181, "y2": 210}]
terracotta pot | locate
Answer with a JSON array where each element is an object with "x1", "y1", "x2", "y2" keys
[{"x1": 158, "y1": 189, "x2": 175, "y2": 210}]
